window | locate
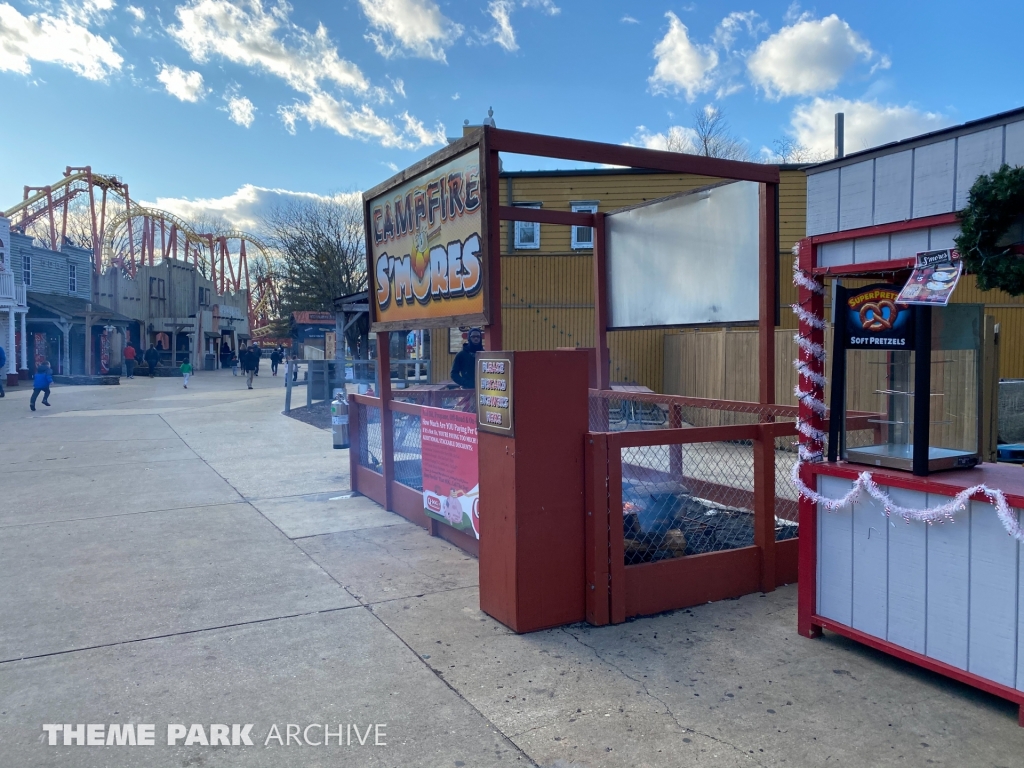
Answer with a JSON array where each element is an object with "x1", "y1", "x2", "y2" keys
[
  {"x1": 149, "y1": 277, "x2": 165, "y2": 299},
  {"x1": 571, "y1": 201, "x2": 599, "y2": 249},
  {"x1": 68, "y1": 264, "x2": 77, "y2": 293},
  {"x1": 513, "y1": 203, "x2": 541, "y2": 250},
  {"x1": 199, "y1": 287, "x2": 211, "y2": 306},
  {"x1": 23, "y1": 255, "x2": 31, "y2": 286}
]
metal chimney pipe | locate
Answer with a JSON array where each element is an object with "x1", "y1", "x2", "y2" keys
[{"x1": 835, "y1": 113, "x2": 845, "y2": 159}]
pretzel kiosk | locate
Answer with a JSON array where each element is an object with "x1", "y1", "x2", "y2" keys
[{"x1": 828, "y1": 282, "x2": 984, "y2": 476}]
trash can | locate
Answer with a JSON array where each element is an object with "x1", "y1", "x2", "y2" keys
[{"x1": 204, "y1": 353, "x2": 216, "y2": 371}]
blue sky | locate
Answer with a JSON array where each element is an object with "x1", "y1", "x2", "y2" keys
[{"x1": 1, "y1": 0, "x2": 1022, "y2": 230}]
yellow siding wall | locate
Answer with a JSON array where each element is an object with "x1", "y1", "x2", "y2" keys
[{"x1": 431, "y1": 169, "x2": 807, "y2": 389}]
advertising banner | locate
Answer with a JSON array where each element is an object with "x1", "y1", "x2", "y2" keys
[
  {"x1": 897, "y1": 249, "x2": 963, "y2": 306},
  {"x1": 368, "y1": 147, "x2": 486, "y2": 330},
  {"x1": 421, "y1": 405, "x2": 480, "y2": 539},
  {"x1": 843, "y1": 284, "x2": 914, "y2": 349}
]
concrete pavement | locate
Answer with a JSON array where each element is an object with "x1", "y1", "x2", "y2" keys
[{"x1": 1, "y1": 370, "x2": 1022, "y2": 767}]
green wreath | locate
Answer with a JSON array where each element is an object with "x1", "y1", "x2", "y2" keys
[{"x1": 955, "y1": 164, "x2": 1024, "y2": 295}]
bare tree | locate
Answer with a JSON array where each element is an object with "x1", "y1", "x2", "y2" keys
[
  {"x1": 260, "y1": 195, "x2": 368, "y2": 354},
  {"x1": 691, "y1": 105, "x2": 750, "y2": 161},
  {"x1": 769, "y1": 137, "x2": 831, "y2": 164}
]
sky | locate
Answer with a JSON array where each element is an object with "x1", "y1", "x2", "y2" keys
[{"x1": 1, "y1": 0, "x2": 1022, "y2": 231}]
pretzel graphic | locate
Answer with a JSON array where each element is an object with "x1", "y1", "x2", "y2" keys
[{"x1": 859, "y1": 300, "x2": 896, "y2": 331}]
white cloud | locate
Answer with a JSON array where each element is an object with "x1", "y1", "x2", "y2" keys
[
  {"x1": 712, "y1": 11, "x2": 766, "y2": 51},
  {"x1": 126, "y1": 5, "x2": 146, "y2": 21},
  {"x1": 481, "y1": 0, "x2": 559, "y2": 51},
  {"x1": 748, "y1": 14, "x2": 885, "y2": 98},
  {"x1": 649, "y1": 12, "x2": 718, "y2": 101},
  {"x1": 167, "y1": 0, "x2": 443, "y2": 149},
  {"x1": 156, "y1": 63, "x2": 207, "y2": 102},
  {"x1": 523, "y1": 0, "x2": 559, "y2": 14},
  {"x1": 621, "y1": 15, "x2": 639, "y2": 24},
  {"x1": 451, "y1": 91, "x2": 460, "y2": 100},
  {"x1": 627, "y1": 124, "x2": 698, "y2": 153},
  {"x1": 485, "y1": 0, "x2": 517, "y2": 51},
  {"x1": 0, "y1": 0, "x2": 122, "y2": 80},
  {"x1": 359, "y1": 0, "x2": 463, "y2": 62},
  {"x1": 142, "y1": 185, "x2": 362, "y2": 232},
  {"x1": 223, "y1": 93, "x2": 256, "y2": 127},
  {"x1": 383, "y1": 161, "x2": 399, "y2": 171},
  {"x1": 789, "y1": 97, "x2": 950, "y2": 156}
]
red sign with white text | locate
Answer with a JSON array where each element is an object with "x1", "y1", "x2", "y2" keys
[{"x1": 421, "y1": 405, "x2": 480, "y2": 538}]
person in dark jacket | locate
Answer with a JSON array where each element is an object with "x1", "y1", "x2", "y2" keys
[
  {"x1": 241, "y1": 344, "x2": 258, "y2": 389},
  {"x1": 143, "y1": 345, "x2": 159, "y2": 377},
  {"x1": 251, "y1": 342, "x2": 262, "y2": 376},
  {"x1": 450, "y1": 328, "x2": 483, "y2": 389},
  {"x1": 0, "y1": 344, "x2": 6, "y2": 397},
  {"x1": 269, "y1": 348, "x2": 283, "y2": 376},
  {"x1": 30, "y1": 362, "x2": 53, "y2": 411}
]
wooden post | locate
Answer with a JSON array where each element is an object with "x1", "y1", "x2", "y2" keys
[
  {"x1": 758, "y1": 182, "x2": 778, "y2": 407},
  {"x1": 592, "y1": 212, "x2": 610, "y2": 390},
  {"x1": 796, "y1": 237, "x2": 824, "y2": 638},
  {"x1": 376, "y1": 330, "x2": 395, "y2": 510},
  {"x1": 484, "y1": 140, "x2": 503, "y2": 352},
  {"x1": 754, "y1": 424, "x2": 777, "y2": 593},
  {"x1": 585, "y1": 432, "x2": 610, "y2": 626}
]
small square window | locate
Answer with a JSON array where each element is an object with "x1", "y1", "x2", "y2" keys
[
  {"x1": 149, "y1": 277, "x2": 165, "y2": 299},
  {"x1": 571, "y1": 202, "x2": 598, "y2": 249},
  {"x1": 513, "y1": 203, "x2": 541, "y2": 250}
]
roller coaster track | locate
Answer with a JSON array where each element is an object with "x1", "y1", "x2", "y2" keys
[{"x1": 2, "y1": 166, "x2": 281, "y2": 334}]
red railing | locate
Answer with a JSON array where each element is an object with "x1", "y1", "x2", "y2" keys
[{"x1": 348, "y1": 391, "x2": 479, "y2": 556}]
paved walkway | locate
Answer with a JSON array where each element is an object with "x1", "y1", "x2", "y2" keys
[{"x1": 1, "y1": 370, "x2": 1021, "y2": 767}]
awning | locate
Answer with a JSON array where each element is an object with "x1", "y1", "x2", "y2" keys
[
  {"x1": 204, "y1": 331, "x2": 221, "y2": 339},
  {"x1": 27, "y1": 292, "x2": 134, "y2": 325}
]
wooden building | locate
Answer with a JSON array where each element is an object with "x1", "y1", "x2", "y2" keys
[{"x1": 430, "y1": 165, "x2": 807, "y2": 389}]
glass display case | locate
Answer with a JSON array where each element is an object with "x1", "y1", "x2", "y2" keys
[{"x1": 828, "y1": 284, "x2": 982, "y2": 476}]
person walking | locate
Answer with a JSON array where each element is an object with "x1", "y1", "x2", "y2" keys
[
  {"x1": 252, "y1": 342, "x2": 262, "y2": 376},
  {"x1": 0, "y1": 343, "x2": 6, "y2": 398},
  {"x1": 30, "y1": 361, "x2": 53, "y2": 411},
  {"x1": 288, "y1": 354, "x2": 299, "y2": 382},
  {"x1": 270, "y1": 347, "x2": 282, "y2": 376},
  {"x1": 230, "y1": 350, "x2": 239, "y2": 376},
  {"x1": 180, "y1": 359, "x2": 193, "y2": 388},
  {"x1": 143, "y1": 344, "x2": 159, "y2": 378},
  {"x1": 123, "y1": 342, "x2": 137, "y2": 379},
  {"x1": 241, "y1": 344, "x2": 257, "y2": 389}
]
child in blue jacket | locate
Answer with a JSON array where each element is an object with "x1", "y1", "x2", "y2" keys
[{"x1": 30, "y1": 362, "x2": 53, "y2": 411}]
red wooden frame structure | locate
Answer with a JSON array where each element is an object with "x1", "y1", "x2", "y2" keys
[
  {"x1": 352, "y1": 125, "x2": 787, "y2": 624},
  {"x1": 795, "y1": 222, "x2": 1024, "y2": 725}
]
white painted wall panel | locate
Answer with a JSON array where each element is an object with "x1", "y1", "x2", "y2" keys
[
  {"x1": 887, "y1": 487, "x2": 928, "y2": 654},
  {"x1": 891, "y1": 229, "x2": 930, "y2": 261},
  {"x1": 818, "y1": 475, "x2": 854, "y2": 625},
  {"x1": 968, "y1": 501, "x2": 1018, "y2": 688},
  {"x1": 1006, "y1": 120, "x2": 1024, "y2": 168},
  {"x1": 873, "y1": 151, "x2": 913, "y2": 225},
  {"x1": 839, "y1": 161, "x2": 874, "y2": 231},
  {"x1": 956, "y1": 128, "x2": 1005, "y2": 209},
  {"x1": 929, "y1": 223, "x2": 961, "y2": 251},
  {"x1": 818, "y1": 240, "x2": 854, "y2": 268},
  {"x1": 807, "y1": 170, "x2": 840, "y2": 236},
  {"x1": 854, "y1": 235, "x2": 889, "y2": 264},
  {"x1": 926, "y1": 497, "x2": 971, "y2": 670},
  {"x1": 913, "y1": 140, "x2": 956, "y2": 218},
  {"x1": 852, "y1": 490, "x2": 888, "y2": 638}
]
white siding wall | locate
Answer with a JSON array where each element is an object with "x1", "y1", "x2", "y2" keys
[
  {"x1": 806, "y1": 117, "x2": 1024, "y2": 257},
  {"x1": 817, "y1": 475, "x2": 1023, "y2": 691}
]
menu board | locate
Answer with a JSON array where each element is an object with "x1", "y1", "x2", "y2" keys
[
  {"x1": 476, "y1": 353, "x2": 514, "y2": 436},
  {"x1": 897, "y1": 249, "x2": 963, "y2": 306}
]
